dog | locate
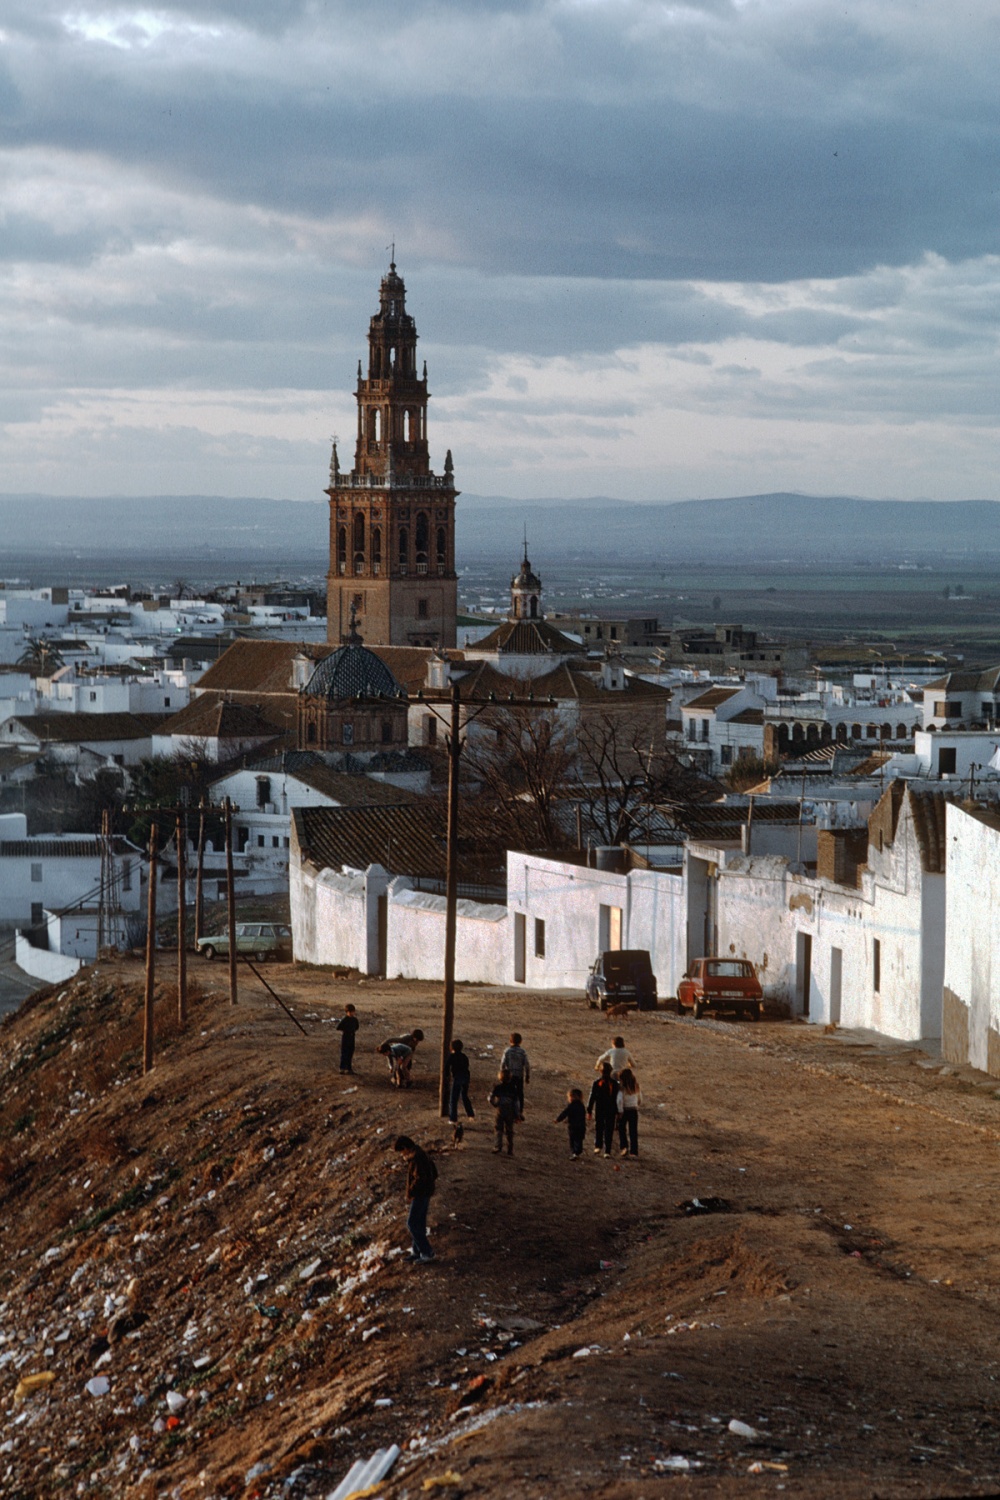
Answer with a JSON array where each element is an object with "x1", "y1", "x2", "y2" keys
[{"x1": 606, "y1": 1003, "x2": 633, "y2": 1021}]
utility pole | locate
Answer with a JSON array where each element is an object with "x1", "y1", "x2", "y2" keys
[
  {"x1": 143, "y1": 823, "x2": 157, "y2": 1075},
  {"x1": 421, "y1": 681, "x2": 554, "y2": 1118},
  {"x1": 176, "y1": 809, "x2": 188, "y2": 1026},
  {"x1": 439, "y1": 681, "x2": 462, "y2": 1116},
  {"x1": 224, "y1": 797, "x2": 238, "y2": 1007},
  {"x1": 194, "y1": 799, "x2": 206, "y2": 946}
]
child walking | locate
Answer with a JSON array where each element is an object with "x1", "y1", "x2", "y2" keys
[
  {"x1": 445, "y1": 1038, "x2": 475, "y2": 1141},
  {"x1": 555, "y1": 1088, "x2": 588, "y2": 1160},
  {"x1": 587, "y1": 1062, "x2": 617, "y2": 1157},
  {"x1": 488, "y1": 1068, "x2": 519, "y2": 1156},
  {"x1": 335, "y1": 1003, "x2": 359, "y2": 1075},
  {"x1": 616, "y1": 1067, "x2": 642, "y2": 1157}
]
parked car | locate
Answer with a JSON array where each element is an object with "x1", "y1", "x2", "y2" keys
[
  {"x1": 677, "y1": 957, "x2": 763, "y2": 1020},
  {"x1": 586, "y1": 950, "x2": 658, "y2": 1011},
  {"x1": 195, "y1": 923, "x2": 292, "y2": 961}
]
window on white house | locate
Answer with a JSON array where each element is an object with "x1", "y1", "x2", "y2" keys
[
  {"x1": 30, "y1": 863, "x2": 42, "y2": 882},
  {"x1": 720, "y1": 745, "x2": 733, "y2": 766},
  {"x1": 873, "y1": 938, "x2": 881, "y2": 992},
  {"x1": 534, "y1": 918, "x2": 546, "y2": 958},
  {"x1": 257, "y1": 835, "x2": 265, "y2": 848}
]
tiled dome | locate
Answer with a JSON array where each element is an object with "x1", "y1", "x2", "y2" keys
[{"x1": 304, "y1": 641, "x2": 404, "y2": 701}]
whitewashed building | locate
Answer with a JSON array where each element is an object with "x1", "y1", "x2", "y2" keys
[
  {"x1": 942, "y1": 802, "x2": 1000, "y2": 1075},
  {"x1": 689, "y1": 783, "x2": 947, "y2": 1039},
  {"x1": 506, "y1": 848, "x2": 685, "y2": 997}
]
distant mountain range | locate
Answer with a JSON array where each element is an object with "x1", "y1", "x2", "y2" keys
[{"x1": 0, "y1": 492, "x2": 996, "y2": 582}]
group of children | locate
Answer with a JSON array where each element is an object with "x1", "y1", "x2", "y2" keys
[
  {"x1": 556, "y1": 1035, "x2": 642, "y2": 1160},
  {"x1": 336, "y1": 1003, "x2": 641, "y2": 1162}
]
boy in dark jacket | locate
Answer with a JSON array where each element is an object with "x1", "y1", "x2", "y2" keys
[
  {"x1": 394, "y1": 1135, "x2": 437, "y2": 1262},
  {"x1": 444, "y1": 1038, "x2": 475, "y2": 1141},
  {"x1": 555, "y1": 1088, "x2": 588, "y2": 1160},
  {"x1": 587, "y1": 1062, "x2": 617, "y2": 1157},
  {"x1": 488, "y1": 1068, "x2": 519, "y2": 1156},
  {"x1": 335, "y1": 1003, "x2": 359, "y2": 1074}
]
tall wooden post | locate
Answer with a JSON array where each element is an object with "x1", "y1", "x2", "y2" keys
[
  {"x1": 225, "y1": 798, "x2": 238, "y2": 1007},
  {"x1": 438, "y1": 681, "x2": 462, "y2": 1116},
  {"x1": 194, "y1": 800, "x2": 206, "y2": 946},
  {"x1": 143, "y1": 824, "x2": 157, "y2": 1075},
  {"x1": 176, "y1": 810, "x2": 188, "y2": 1026}
]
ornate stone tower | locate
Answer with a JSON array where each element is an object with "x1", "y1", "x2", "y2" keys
[{"x1": 326, "y1": 263, "x2": 458, "y2": 647}]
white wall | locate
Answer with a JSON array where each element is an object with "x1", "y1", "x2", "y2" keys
[
  {"x1": 506, "y1": 851, "x2": 684, "y2": 996},
  {"x1": 387, "y1": 885, "x2": 506, "y2": 983},
  {"x1": 15, "y1": 933, "x2": 80, "y2": 984},
  {"x1": 943, "y1": 804, "x2": 1000, "y2": 1072},
  {"x1": 708, "y1": 797, "x2": 941, "y2": 1040}
]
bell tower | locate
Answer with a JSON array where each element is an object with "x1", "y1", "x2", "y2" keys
[{"x1": 326, "y1": 263, "x2": 458, "y2": 647}]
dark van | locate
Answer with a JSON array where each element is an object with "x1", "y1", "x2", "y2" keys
[{"x1": 586, "y1": 950, "x2": 658, "y2": 1011}]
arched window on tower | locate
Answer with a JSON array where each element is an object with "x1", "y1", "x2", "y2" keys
[
  {"x1": 353, "y1": 513, "x2": 365, "y2": 575},
  {"x1": 390, "y1": 346, "x2": 397, "y2": 372},
  {"x1": 372, "y1": 526, "x2": 382, "y2": 577},
  {"x1": 530, "y1": 595, "x2": 538, "y2": 619},
  {"x1": 398, "y1": 527, "x2": 409, "y2": 576},
  {"x1": 370, "y1": 409, "x2": 380, "y2": 443},
  {"x1": 372, "y1": 348, "x2": 381, "y2": 378},
  {"x1": 337, "y1": 527, "x2": 347, "y2": 576},
  {"x1": 436, "y1": 526, "x2": 446, "y2": 574},
  {"x1": 415, "y1": 511, "x2": 429, "y2": 575}
]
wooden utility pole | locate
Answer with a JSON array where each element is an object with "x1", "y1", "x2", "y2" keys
[
  {"x1": 194, "y1": 800, "x2": 206, "y2": 946},
  {"x1": 143, "y1": 823, "x2": 158, "y2": 1074},
  {"x1": 224, "y1": 798, "x2": 238, "y2": 1007},
  {"x1": 438, "y1": 681, "x2": 462, "y2": 1116},
  {"x1": 176, "y1": 809, "x2": 188, "y2": 1026}
]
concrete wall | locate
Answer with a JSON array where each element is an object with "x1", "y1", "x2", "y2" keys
[
  {"x1": 386, "y1": 886, "x2": 506, "y2": 983},
  {"x1": 943, "y1": 804, "x2": 1000, "y2": 1073}
]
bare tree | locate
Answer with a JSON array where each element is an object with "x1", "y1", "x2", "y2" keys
[{"x1": 464, "y1": 703, "x2": 576, "y2": 850}]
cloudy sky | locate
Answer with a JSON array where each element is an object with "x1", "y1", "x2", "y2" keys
[{"x1": 1, "y1": 0, "x2": 998, "y2": 504}]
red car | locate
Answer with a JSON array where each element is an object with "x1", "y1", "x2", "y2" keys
[{"x1": 677, "y1": 957, "x2": 763, "y2": 1021}]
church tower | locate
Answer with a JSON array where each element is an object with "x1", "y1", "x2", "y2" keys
[{"x1": 326, "y1": 263, "x2": 458, "y2": 647}]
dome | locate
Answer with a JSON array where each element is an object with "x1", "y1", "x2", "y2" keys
[
  {"x1": 304, "y1": 641, "x2": 404, "y2": 702},
  {"x1": 512, "y1": 555, "x2": 542, "y2": 592}
]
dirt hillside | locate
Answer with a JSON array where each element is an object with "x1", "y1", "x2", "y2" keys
[{"x1": 2, "y1": 958, "x2": 1000, "y2": 1498}]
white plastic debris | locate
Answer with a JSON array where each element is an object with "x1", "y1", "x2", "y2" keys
[
  {"x1": 86, "y1": 1376, "x2": 110, "y2": 1397},
  {"x1": 654, "y1": 1456, "x2": 693, "y2": 1471},
  {"x1": 728, "y1": 1418, "x2": 759, "y2": 1440},
  {"x1": 373, "y1": 1397, "x2": 393, "y2": 1408},
  {"x1": 165, "y1": 1391, "x2": 186, "y2": 1413},
  {"x1": 327, "y1": 1443, "x2": 400, "y2": 1500},
  {"x1": 572, "y1": 1347, "x2": 592, "y2": 1358},
  {"x1": 300, "y1": 1259, "x2": 321, "y2": 1281}
]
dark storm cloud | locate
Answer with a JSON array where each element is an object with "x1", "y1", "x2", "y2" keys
[{"x1": 0, "y1": 2, "x2": 997, "y2": 284}]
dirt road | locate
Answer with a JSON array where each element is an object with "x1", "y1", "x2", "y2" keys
[{"x1": 1, "y1": 960, "x2": 1000, "y2": 1497}]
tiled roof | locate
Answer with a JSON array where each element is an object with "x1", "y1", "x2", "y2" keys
[
  {"x1": 6, "y1": 713, "x2": 166, "y2": 743},
  {"x1": 728, "y1": 707, "x2": 764, "y2": 725},
  {"x1": 908, "y1": 790, "x2": 949, "y2": 874},
  {"x1": 283, "y1": 764, "x2": 417, "y2": 807},
  {"x1": 194, "y1": 640, "x2": 329, "y2": 695},
  {"x1": 0, "y1": 837, "x2": 134, "y2": 858},
  {"x1": 682, "y1": 687, "x2": 741, "y2": 712},
  {"x1": 158, "y1": 698, "x2": 280, "y2": 741},
  {"x1": 925, "y1": 666, "x2": 1000, "y2": 695},
  {"x1": 468, "y1": 618, "x2": 579, "y2": 656},
  {"x1": 295, "y1": 803, "x2": 447, "y2": 880}
]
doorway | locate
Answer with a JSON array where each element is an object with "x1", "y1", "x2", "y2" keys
[
  {"x1": 796, "y1": 931, "x2": 812, "y2": 1017},
  {"x1": 513, "y1": 913, "x2": 526, "y2": 984},
  {"x1": 829, "y1": 945, "x2": 842, "y2": 1025}
]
